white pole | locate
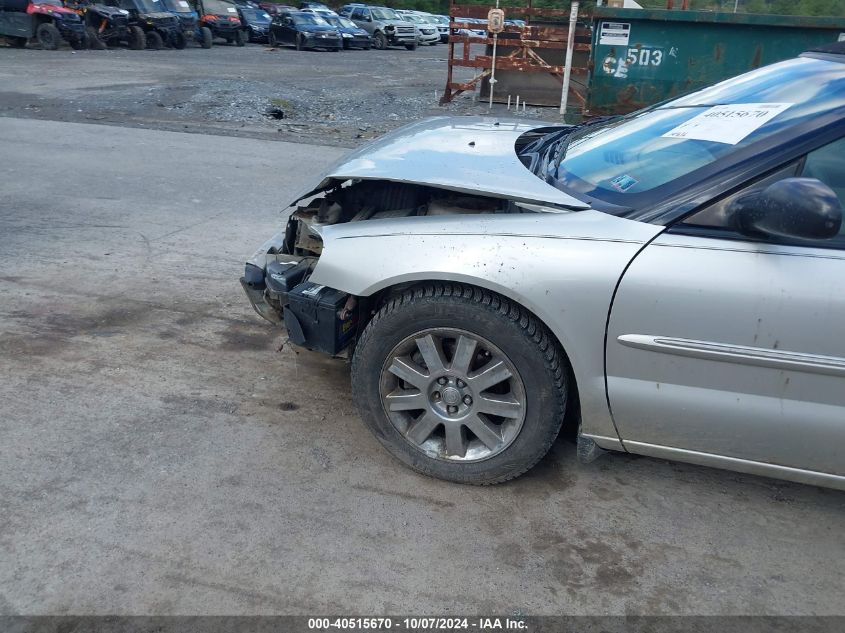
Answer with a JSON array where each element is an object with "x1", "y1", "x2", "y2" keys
[
  {"x1": 733, "y1": 0, "x2": 739, "y2": 12},
  {"x1": 489, "y1": 32, "x2": 498, "y2": 108},
  {"x1": 559, "y1": 1, "x2": 579, "y2": 118},
  {"x1": 488, "y1": 0, "x2": 500, "y2": 109},
  {"x1": 507, "y1": 94, "x2": 511, "y2": 109},
  {"x1": 516, "y1": 95, "x2": 520, "y2": 111}
]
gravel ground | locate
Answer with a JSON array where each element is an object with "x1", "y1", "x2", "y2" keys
[{"x1": 0, "y1": 42, "x2": 558, "y2": 146}]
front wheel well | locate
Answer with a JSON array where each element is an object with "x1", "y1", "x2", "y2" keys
[{"x1": 355, "y1": 280, "x2": 581, "y2": 439}]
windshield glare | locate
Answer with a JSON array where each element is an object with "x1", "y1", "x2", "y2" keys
[
  {"x1": 371, "y1": 7, "x2": 399, "y2": 20},
  {"x1": 327, "y1": 16, "x2": 355, "y2": 28},
  {"x1": 550, "y1": 57, "x2": 845, "y2": 205},
  {"x1": 240, "y1": 8, "x2": 269, "y2": 20},
  {"x1": 160, "y1": 0, "x2": 192, "y2": 12},
  {"x1": 294, "y1": 13, "x2": 328, "y2": 25}
]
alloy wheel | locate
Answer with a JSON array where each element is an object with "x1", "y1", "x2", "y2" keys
[{"x1": 379, "y1": 328, "x2": 526, "y2": 462}]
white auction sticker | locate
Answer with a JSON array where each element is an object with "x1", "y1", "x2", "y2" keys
[
  {"x1": 839, "y1": 33, "x2": 845, "y2": 42},
  {"x1": 599, "y1": 22, "x2": 630, "y2": 46},
  {"x1": 179, "y1": 1, "x2": 189, "y2": 7},
  {"x1": 662, "y1": 103, "x2": 792, "y2": 145},
  {"x1": 227, "y1": 6, "x2": 236, "y2": 12}
]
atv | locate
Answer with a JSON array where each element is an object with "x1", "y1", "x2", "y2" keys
[
  {"x1": 193, "y1": 0, "x2": 244, "y2": 46},
  {"x1": 159, "y1": 0, "x2": 211, "y2": 47},
  {"x1": 64, "y1": 0, "x2": 145, "y2": 49},
  {"x1": 0, "y1": 0, "x2": 87, "y2": 50},
  {"x1": 104, "y1": 0, "x2": 181, "y2": 48}
]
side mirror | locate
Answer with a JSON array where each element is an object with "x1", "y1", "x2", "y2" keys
[{"x1": 732, "y1": 177, "x2": 842, "y2": 241}]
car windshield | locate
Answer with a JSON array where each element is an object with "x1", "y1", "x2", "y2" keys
[
  {"x1": 160, "y1": 0, "x2": 192, "y2": 12},
  {"x1": 431, "y1": 15, "x2": 448, "y2": 24},
  {"x1": 326, "y1": 16, "x2": 355, "y2": 28},
  {"x1": 543, "y1": 56, "x2": 845, "y2": 209},
  {"x1": 293, "y1": 13, "x2": 327, "y2": 25},
  {"x1": 36, "y1": 0, "x2": 63, "y2": 6},
  {"x1": 371, "y1": 7, "x2": 398, "y2": 20},
  {"x1": 240, "y1": 7, "x2": 269, "y2": 20},
  {"x1": 203, "y1": 0, "x2": 237, "y2": 14}
]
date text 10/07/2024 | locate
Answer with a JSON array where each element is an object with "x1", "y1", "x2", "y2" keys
[{"x1": 307, "y1": 618, "x2": 529, "y2": 630}]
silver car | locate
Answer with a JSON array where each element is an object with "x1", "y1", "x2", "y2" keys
[{"x1": 241, "y1": 46, "x2": 845, "y2": 489}]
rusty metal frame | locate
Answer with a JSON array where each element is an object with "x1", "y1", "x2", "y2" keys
[{"x1": 440, "y1": 0, "x2": 590, "y2": 106}]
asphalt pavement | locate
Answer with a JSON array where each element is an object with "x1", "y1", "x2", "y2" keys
[{"x1": 1, "y1": 116, "x2": 844, "y2": 615}]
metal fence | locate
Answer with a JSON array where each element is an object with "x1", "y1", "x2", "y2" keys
[{"x1": 440, "y1": 1, "x2": 591, "y2": 108}]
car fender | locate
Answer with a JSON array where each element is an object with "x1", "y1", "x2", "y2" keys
[{"x1": 309, "y1": 209, "x2": 665, "y2": 446}]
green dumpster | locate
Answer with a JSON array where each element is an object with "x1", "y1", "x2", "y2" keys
[{"x1": 586, "y1": 8, "x2": 845, "y2": 116}]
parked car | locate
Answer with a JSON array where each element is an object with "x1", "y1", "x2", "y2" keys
[
  {"x1": 268, "y1": 10, "x2": 339, "y2": 50},
  {"x1": 64, "y1": 0, "x2": 140, "y2": 49},
  {"x1": 0, "y1": 0, "x2": 87, "y2": 49},
  {"x1": 340, "y1": 4, "x2": 415, "y2": 50},
  {"x1": 257, "y1": 2, "x2": 292, "y2": 16},
  {"x1": 452, "y1": 16, "x2": 485, "y2": 38},
  {"x1": 194, "y1": 0, "x2": 244, "y2": 45},
  {"x1": 398, "y1": 11, "x2": 437, "y2": 46},
  {"x1": 236, "y1": 3, "x2": 270, "y2": 41},
  {"x1": 107, "y1": 0, "x2": 181, "y2": 48},
  {"x1": 159, "y1": 0, "x2": 211, "y2": 47},
  {"x1": 240, "y1": 44, "x2": 845, "y2": 490},
  {"x1": 323, "y1": 14, "x2": 369, "y2": 49},
  {"x1": 298, "y1": 0, "x2": 326, "y2": 8},
  {"x1": 428, "y1": 13, "x2": 449, "y2": 43}
]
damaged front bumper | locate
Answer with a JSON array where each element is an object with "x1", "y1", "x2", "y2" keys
[
  {"x1": 239, "y1": 229, "x2": 358, "y2": 356},
  {"x1": 240, "y1": 229, "x2": 288, "y2": 324}
]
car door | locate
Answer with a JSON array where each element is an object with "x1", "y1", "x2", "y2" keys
[
  {"x1": 279, "y1": 14, "x2": 295, "y2": 44},
  {"x1": 605, "y1": 136, "x2": 845, "y2": 477},
  {"x1": 350, "y1": 7, "x2": 370, "y2": 33}
]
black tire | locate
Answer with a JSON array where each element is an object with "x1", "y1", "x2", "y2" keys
[
  {"x1": 268, "y1": 30, "x2": 277, "y2": 46},
  {"x1": 86, "y1": 26, "x2": 106, "y2": 50},
  {"x1": 146, "y1": 30, "x2": 163, "y2": 49},
  {"x1": 36, "y1": 22, "x2": 61, "y2": 50},
  {"x1": 172, "y1": 30, "x2": 187, "y2": 49},
  {"x1": 342, "y1": 39, "x2": 349, "y2": 49},
  {"x1": 8, "y1": 36, "x2": 28, "y2": 48},
  {"x1": 128, "y1": 25, "x2": 145, "y2": 50},
  {"x1": 372, "y1": 31, "x2": 385, "y2": 50},
  {"x1": 234, "y1": 28, "x2": 246, "y2": 46},
  {"x1": 404, "y1": 41, "x2": 417, "y2": 50},
  {"x1": 199, "y1": 26, "x2": 212, "y2": 48},
  {"x1": 351, "y1": 283, "x2": 569, "y2": 485},
  {"x1": 295, "y1": 33, "x2": 304, "y2": 50},
  {"x1": 363, "y1": 44, "x2": 370, "y2": 50},
  {"x1": 69, "y1": 34, "x2": 88, "y2": 49}
]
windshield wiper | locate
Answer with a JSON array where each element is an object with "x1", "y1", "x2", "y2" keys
[{"x1": 553, "y1": 115, "x2": 619, "y2": 172}]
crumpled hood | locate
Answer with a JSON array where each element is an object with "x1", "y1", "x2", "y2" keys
[{"x1": 292, "y1": 116, "x2": 588, "y2": 210}]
